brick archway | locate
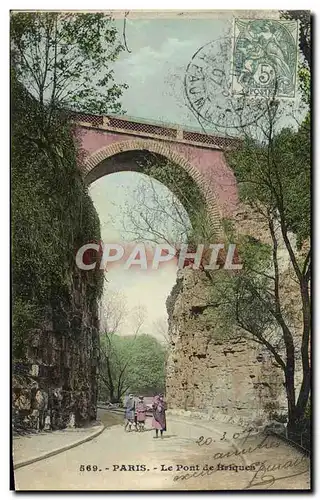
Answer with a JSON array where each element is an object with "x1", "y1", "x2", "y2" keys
[{"x1": 83, "y1": 139, "x2": 224, "y2": 235}]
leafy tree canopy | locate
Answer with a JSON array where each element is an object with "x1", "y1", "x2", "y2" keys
[
  {"x1": 227, "y1": 121, "x2": 310, "y2": 250},
  {"x1": 100, "y1": 334, "x2": 167, "y2": 400},
  {"x1": 11, "y1": 12, "x2": 128, "y2": 117}
]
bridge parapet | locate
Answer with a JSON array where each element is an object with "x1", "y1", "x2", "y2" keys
[{"x1": 72, "y1": 112, "x2": 241, "y2": 152}]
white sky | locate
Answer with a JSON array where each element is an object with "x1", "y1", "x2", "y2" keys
[{"x1": 89, "y1": 171, "x2": 185, "y2": 339}]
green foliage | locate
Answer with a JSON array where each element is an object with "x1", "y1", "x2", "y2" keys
[
  {"x1": 126, "y1": 334, "x2": 167, "y2": 395},
  {"x1": 298, "y1": 66, "x2": 311, "y2": 106},
  {"x1": 11, "y1": 12, "x2": 128, "y2": 116},
  {"x1": 218, "y1": 273, "x2": 277, "y2": 341},
  {"x1": 280, "y1": 10, "x2": 311, "y2": 68},
  {"x1": 280, "y1": 11, "x2": 311, "y2": 106},
  {"x1": 142, "y1": 160, "x2": 205, "y2": 218},
  {"x1": 227, "y1": 123, "x2": 310, "y2": 250},
  {"x1": 100, "y1": 334, "x2": 166, "y2": 400},
  {"x1": 239, "y1": 235, "x2": 272, "y2": 274},
  {"x1": 212, "y1": 234, "x2": 276, "y2": 339},
  {"x1": 220, "y1": 121, "x2": 310, "y2": 345},
  {"x1": 11, "y1": 74, "x2": 104, "y2": 358}
]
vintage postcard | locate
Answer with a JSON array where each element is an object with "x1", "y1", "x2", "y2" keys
[{"x1": 11, "y1": 9, "x2": 311, "y2": 491}]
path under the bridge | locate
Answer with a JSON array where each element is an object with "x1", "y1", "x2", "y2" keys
[{"x1": 14, "y1": 410, "x2": 310, "y2": 491}]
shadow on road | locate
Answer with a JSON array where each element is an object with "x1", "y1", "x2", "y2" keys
[
  {"x1": 97, "y1": 410, "x2": 124, "y2": 428},
  {"x1": 152, "y1": 434, "x2": 177, "y2": 439}
]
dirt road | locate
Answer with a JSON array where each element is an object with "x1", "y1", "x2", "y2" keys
[{"x1": 14, "y1": 410, "x2": 310, "y2": 491}]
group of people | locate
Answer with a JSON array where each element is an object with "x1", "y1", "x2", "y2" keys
[{"x1": 124, "y1": 393, "x2": 167, "y2": 438}]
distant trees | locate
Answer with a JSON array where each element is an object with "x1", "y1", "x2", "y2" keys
[
  {"x1": 99, "y1": 334, "x2": 166, "y2": 402},
  {"x1": 98, "y1": 292, "x2": 166, "y2": 402},
  {"x1": 98, "y1": 291, "x2": 145, "y2": 402},
  {"x1": 126, "y1": 334, "x2": 167, "y2": 396},
  {"x1": 99, "y1": 332, "x2": 167, "y2": 402}
]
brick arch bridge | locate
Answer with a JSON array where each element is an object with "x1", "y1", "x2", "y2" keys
[{"x1": 74, "y1": 114, "x2": 240, "y2": 235}]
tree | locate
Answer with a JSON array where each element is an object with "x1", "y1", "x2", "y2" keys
[
  {"x1": 124, "y1": 334, "x2": 167, "y2": 396},
  {"x1": 118, "y1": 152, "x2": 216, "y2": 251},
  {"x1": 99, "y1": 334, "x2": 167, "y2": 401},
  {"x1": 100, "y1": 290, "x2": 127, "y2": 336},
  {"x1": 98, "y1": 291, "x2": 147, "y2": 402},
  {"x1": 152, "y1": 316, "x2": 170, "y2": 345},
  {"x1": 222, "y1": 119, "x2": 310, "y2": 434},
  {"x1": 217, "y1": 14, "x2": 311, "y2": 434},
  {"x1": 100, "y1": 334, "x2": 132, "y2": 403},
  {"x1": 98, "y1": 291, "x2": 127, "y2": 402},
  {"x1": 11, "y1": 11, "x2": 128, "y2": 130}
]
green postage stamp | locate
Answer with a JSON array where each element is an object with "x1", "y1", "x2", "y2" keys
[{"x1": 232, "y1": 19, "x2": 299, "y2": 98}]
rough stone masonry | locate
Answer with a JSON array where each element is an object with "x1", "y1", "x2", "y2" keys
[
  {"x1": 12, "y1": 268, "x2": 100, "y2": 432},
  {"x1": 165, "y1": 204, "x2": 306, "y2": 426},
  {"x1": 165, "y1": 268, "x2": 287, "y2": 426}
]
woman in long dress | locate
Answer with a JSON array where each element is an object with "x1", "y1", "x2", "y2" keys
[{"x1": 152, "y1": 394, "x2": 167, "y2": 438}]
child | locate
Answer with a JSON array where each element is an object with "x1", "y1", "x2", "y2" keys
[
  {"x1": 135, "y1": 396, "x2": 147, "y2": 432},
  {"x1": 124, "y1": 394, "x2": 136, "y2": 432}
]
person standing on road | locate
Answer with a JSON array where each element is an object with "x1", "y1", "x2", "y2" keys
[
  {"x1": 152, "y1": 394, "x2": 167, "y2": 439},
  {"x1": 136, "y1": 396, "x2": 147, "y2": 431},
  {"x1": 124, "y1": 394, "x2": 136, "y2": 432}
]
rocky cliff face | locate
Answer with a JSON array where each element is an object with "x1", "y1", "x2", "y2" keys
[
  {"x1": 165, "y1": 269, "x2": 287, "y2": 425},
  {"x1": 12, "y1": 270, "x2": 100, "y2": 432},
  {"x1": 165, "y1": 204, "x2": 306, "y2": 425},
  {"x1": 11, "y1": 78, "x2": 103, "y2": 433}
]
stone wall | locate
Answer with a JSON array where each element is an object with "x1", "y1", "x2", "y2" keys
[{"x1": 12, "y1": 271, "x2": 100, "y2": 433}]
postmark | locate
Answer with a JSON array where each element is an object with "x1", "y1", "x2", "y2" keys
[
  {"x1": 184, "y1": 19, "x2": 299, "y2": 130},
  {"x1": 184, "y1": 37, "x2": 266, "y2": 130},
  {"x1": 232, "y1": 19, "x2": 299, "y2": 98}
]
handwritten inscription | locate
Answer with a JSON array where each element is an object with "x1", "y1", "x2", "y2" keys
[
  {"x1": 195, "y1": 432, "x2": 280, "y2": 461},
  {"x1": 245, "y1": 457, "x2": 310, "y2": 489},
  {"x1": 173, "y1": 432, "x2": 309, "y2": 489}
]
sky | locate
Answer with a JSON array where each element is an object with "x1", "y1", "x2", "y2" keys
[
  {"x1": 112, "y1": 16, "x2": 228, "y2": 128},
  {"x1": 88, "y1": 11, "x2": 304, "y2": 339},
  {"x1": 89, "y1": 172, "x2": 188, "y2": 339}
]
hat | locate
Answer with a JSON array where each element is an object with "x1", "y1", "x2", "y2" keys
[{"x1": 139, "y1": 395, "x2": 144, "y2": 399}]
